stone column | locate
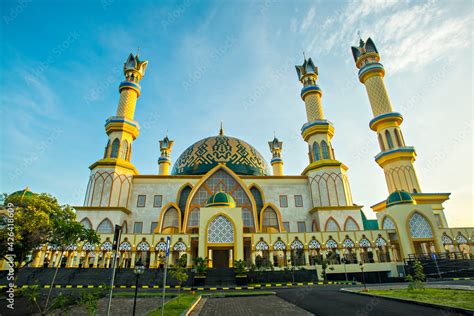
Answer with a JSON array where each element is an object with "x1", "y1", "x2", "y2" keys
[
  {"x1": 229, "y1": 249, "x2": 233, "y2": 268},
  {"x1": 251, "y1": 250, "x2": 256, "y2": 265},
  {"x1": 131, "y1": 252, "x2": 136, "y2": 268},
  {"x1": 269, "y1": 250, "x2": 274, "y2": 267},
  {"x1": 186, "y1": 251, "x2": 192, "y2": 268},
  {"x1": 93, "y1": 253, "x2": 99, "y2": 268},
  {"x1": 39, "y1": 250, "x2": 47, "y2": 267},
  {"x1": 304, "y1": 249, "x2": 310, "y2": 267},
  {"x1": 208, "y1": 249, "x2": 213, "y2": 268}
]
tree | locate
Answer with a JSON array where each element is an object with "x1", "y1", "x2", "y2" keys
[
  {"x1": 169, "y1": 264, "x2": 188, "y2": 306},
  {"x1": 0, "y1": 192, "x2": 58, "y2": 272},
  {"x1": 320, "y1": 257, "x2": 334, "y2": 283},
  {"x1": 406, "y1": 260, "x2": 425, "y2": 291},
  {"x1": 44, "y1": 205, "x2": 100, "y2": 312}
]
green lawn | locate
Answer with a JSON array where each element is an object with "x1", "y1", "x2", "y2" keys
[
  {"x1": 147, "y1": 294, "x2": 197, "y2": 316},
  {"x1": 368, "y1": 288, "x2": 474, "y2": 311}
]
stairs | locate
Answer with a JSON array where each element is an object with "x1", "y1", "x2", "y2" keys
[{"x1": 205, "y1": 268, "x2": 235, "y2": 286}]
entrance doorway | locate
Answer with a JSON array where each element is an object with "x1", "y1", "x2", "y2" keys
[
  {"x1": 413, "y1": 241, "x2": 435, "y2": 254},
  {"x1": 213, "y1": 249, "x2": 230, "y2": 268}
]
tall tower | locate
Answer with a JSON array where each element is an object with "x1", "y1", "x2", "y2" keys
[
  {"x1": 352, "y1": 38, "x2": 421, "y2": 194},
  {"x1": 84, "y1": 53, "x2": 148, "y2": 207},
  {"x1": 295, "y1": 57, "x2": 355, "y2": 208},
  {"x1": 158, "y1": 136, "x2": 174, "y2": 175},
  {"x1": 268, "y1": 136, "x2": 283, "y2": 176}
]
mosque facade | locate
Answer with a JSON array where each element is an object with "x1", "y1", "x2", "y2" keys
[{"x1": 27, "y1": 38, "x2": 473, "y2": 277}]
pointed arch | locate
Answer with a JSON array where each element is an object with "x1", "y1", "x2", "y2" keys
[
  {"x1": 378, "y1": 133, "x2": 385, "y2": 151},
  {"x1": 158, "y1": 202, "x2": 182, "y2": 233},
  {"x1": 80, "y1": 217, "x2": 92, "y2": 230},
  {"x1": 407, "y1": 211, "x2": 433, "y2": 238},
  {"x1": 110, "y1": 138, "x2": 120, "y2": 158},
  {"x1": 177, "y1": 183, "x2": 193, "y2": 227},
  {"x1": 321, "y1": 141, "x2": 329, "y2": 159},
  {"x1": 344, "y1": 216, "x2": 360, "y2": 231},
  {"x1": 206, "y1": 213, "x2": 235, "y2": 244},
  {"x1": 183, "y1": 164, "x2": 257, "y2": 231},
  {"x1": 120, "y1": 140, "x2": 129, "y2": 159},
  {"x1": 324, "y1": 217, "x2": 341, "y2": 231},
  {"x1": 313, "y1": 142, "x2": 320, "y2": 161},
  {"x1": 382, "y1": 215, "x2": 397, "y2": 230},
  {"x1": 248, "y1": 183, "x2": 265, "y2": 218},
  {"x1": 122, "y1": 220, "x2": 128, "y2": 233},
  {"x1": 97, "y1": 218, "x2": 113, "y2": 233},
  {"x1": 394, "y1": 129, "x2": 403, "y2": 147},
  {"x1": 260, "y1": 202, "x2": 283, "y2": 232}
]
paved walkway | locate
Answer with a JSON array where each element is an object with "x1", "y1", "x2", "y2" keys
[
  {"x1": 66, "y1": 296, "x2": 169, "y2": 316},
  {"x1": 276, "y1": 284, "x2": 468, "y2": 316},
  {"x1": 199, "y1": 295, "x2": 312, "y2": 316}
]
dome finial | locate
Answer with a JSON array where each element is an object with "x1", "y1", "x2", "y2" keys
[{"x1": 219, "y1": 121, "x2": 224, "y2": 136}]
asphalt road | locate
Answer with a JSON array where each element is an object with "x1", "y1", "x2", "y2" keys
[{"x1": 275, "y1": 281, "x2": 472, "y2": 316}]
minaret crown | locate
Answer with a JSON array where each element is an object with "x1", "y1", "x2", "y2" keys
[
  {"x1": 295, "y1": 58, "x2": 318, "y2": 86},
  {"x1": 351, "y1": 37, "x2": 380, "y2": 69},
  {"x1": 159, "y1": 136, "x2": 174, "y2": 159},
  {"x1": 123, "y1": 53, "x2": 148, "y2": 82}
]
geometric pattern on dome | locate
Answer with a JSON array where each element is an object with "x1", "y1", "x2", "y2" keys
[
  {"x1": 290, "y1": 240, "x2": 304, "y2": 250},
  {"x1": 173, "y1": 242, "x2": 187, "y2": 251},
  {"x1": 382, "y1": 217, "x2": 396, "y2": 230},
  {"x1": 137, "y1": 241, "x2": 150, "y2": 251},
  {"x1": 359, "y1": 238, "x2": 371, "y2": 248},
  {"x1": 189, "y1": 170, "x2": 254, "y2": 223},
  {"x1": 408, "y1": 213, "x2": 433, "y2": 238},
  {"x1": 308, "y1": 239, "x2": 321, "y2": 249},
  {"x1": 375, "y1": 237, "x2": 387, "y2": 247},
  {"x1": 342, "y1": 238, "x2": 355, "y2": 248},
  {"x1": 255, "y1": 240, "x2": 269, "y2": 251},
  {"x1": 172, "y1": 135, "x2": 269, "y2": 176},
  {"x1": 273, "y1": 240, "x2": 286, "y2": 250},
  {"x1": 456, "y1": 233, "x2": 468, "y2": 244},
  {"x1": 441, "y1": 234, "x2": 453, "y2": 245},
  {"x1": 156, "y1": 241, "x2": 167, "y2": 251},
  {"x1": 207, "y1": 215, "x2": 234, "y2": 244},
  {"x1": 326, "y1": 239, "x2": 338, "y2": 249},
  {"x1": 345, "y1": 218, "x2": 358, "y2": 231},
  {"x1": 100, "y1": 241, "x2": 113, "y2": 251},
  {"x1": 119, "y1": 241, "x2": 132, "y2": 251}
]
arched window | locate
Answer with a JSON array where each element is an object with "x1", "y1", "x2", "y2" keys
[
  {"x1": 110, "y1": 138, "x2": 120, "y2": 158},
  {"x1": 262, "y1": 207, "x2": 279, "y2": 232},
  {"x1": 104, "y1": 140, "x2": 110, "y2": 158},
  {"x1": 313, "y1": 142, "x2": 320, "y2": 161},
  {"x1": 378, "y1": 134, "x2": 385, "y2": 151},
  {"x1": 344, "y1": 217, "x2": 358, "y2": 231},
  {"x1": 122, "y1": 221, "x2": 128, "y2": 233},
  {"x1": 162, "y1": 207, "x2": 179, "y2": 233},
  {"x1": 321, "y1": 141, "x2": 329, "y2": 159},
  {"x1": 382, "y1": 217, "x2": 396, "y2": 230},
  {"x1": 178, "y1": 185, "x2": 192, "y2": 217},
  {"x1": 385, "y1": 130, "x2": 394, "y2": 149},
  {"x1": 97, "y1": 219, "x2": 113, "y2": 233},
  {"x1": 80, "y1": 218, "x2": 92, "y2": 230},
  {"x1": 120, "y1": 140, "x2": 128, "y2": 159},
  {"x1": 394, "y1": 129, "x2": 403, "y2": 147},
  {"x1": 250, "y1": 186, "x2": 264, "y2": 217},
  {"x1": 325, "y1": 218, "x2": 340, "y2": 231},
  {"x1": 408, "y1": 213, "x2": 433, "y2": 238}
]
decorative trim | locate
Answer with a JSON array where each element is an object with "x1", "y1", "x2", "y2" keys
[
  {"x1": 369, "y1": 112, "x2": 403, "y2": 131},
  {"x1": 74, "y1": 206, "x2": 131, "y2": 215},
  {"x1": 301, "y1": 159, "x2": 348, "y2": 176}
]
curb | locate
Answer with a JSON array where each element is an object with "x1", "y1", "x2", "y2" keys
[
  {"x1": 2, "y1": 281, "x2": 359, "y2": 291},
  {"x1": 183, "y1": 295, "x2": 202, "y2": 316},
  {"x1": 340, "y1": 288, "x2": 474, "y2": 315}
]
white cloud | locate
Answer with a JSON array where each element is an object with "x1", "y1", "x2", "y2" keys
[{"x1": 300, "y1": 7, "x2": 316, "y2": 32}]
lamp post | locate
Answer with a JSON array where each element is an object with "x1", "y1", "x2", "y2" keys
[
  {"x1": 132, "y1": 258, "x2": 145, "y2": 316},
  {"x1": 359, "y1": 262, "x2": 367, "y2": 292}
]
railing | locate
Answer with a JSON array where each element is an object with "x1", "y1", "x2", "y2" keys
[{"x1": 407, "y1": 252, "x2": 469, "y2": 261}]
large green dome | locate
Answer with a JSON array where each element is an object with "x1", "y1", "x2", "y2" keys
[
  {"x1": 171, "y1": 133, "x2": 269, "y2": 176},
  {"x1": 386, "y1": 190, "x2": 415, "y2": 207}
]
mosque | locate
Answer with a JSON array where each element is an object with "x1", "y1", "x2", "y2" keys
[{"x1": 25, "y1": 38, "x2": 473, "y2": 277}]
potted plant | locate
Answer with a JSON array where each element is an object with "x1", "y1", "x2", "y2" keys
[
  {"x1": 193, "y1": 257, "x2": 208, "y2": 286},
  {"x1": 234, "y1": 259, "x2": 248, "y2": 285}
]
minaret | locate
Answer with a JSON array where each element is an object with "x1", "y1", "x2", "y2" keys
[
  {"x1": 351, "y1": 38, "x2": 421, "y2": 194},
  {"x1": 158, "y1": 136, "x2": 174, "y2": 175},
  {"x1": 295, "y1": 57, "x2": 354, "y2": 207},
  {"x1": 268, "y1": 136, "x2": 283, "y2": 176},
  {"x1": 84, "y1": 53, "x2": 148, "y2": 207}
]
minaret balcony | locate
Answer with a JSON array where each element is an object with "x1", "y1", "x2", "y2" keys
[{"x1": 369, "y1": 112, "x2": 403, "y2": 131}]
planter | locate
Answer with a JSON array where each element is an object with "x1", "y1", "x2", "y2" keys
[
  {"x1": 193, "y1": 275, "x2": 206, "y2": 286},
  {"x1": 235, "y1": 274, "x2": 248, "y2": 285}
]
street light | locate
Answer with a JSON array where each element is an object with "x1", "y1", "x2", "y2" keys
[
  {"x1": 132, "y1": 259, "x2": 145, "y2": 316},
  {"x1": 359, "y1": 262, "x2": 367, "y2": 292}
]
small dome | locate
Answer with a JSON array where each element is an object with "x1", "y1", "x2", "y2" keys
[
  {"x1": 386, "y1": 190, "x2": 415, "y2": 207},
  {"x1": 9, "y1": 187, "x2": 34, "y2": 199},
  {"x1": 205, "y1": 191, "x2": 236, "y2": 208}
]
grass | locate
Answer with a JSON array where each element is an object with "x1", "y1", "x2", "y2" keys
[
  {"x1": 147, "y1": 294, "x2": 197, "y2": 316},
  {"x1": 368, "y1": 288, "x2": 474, "y2": 311}
]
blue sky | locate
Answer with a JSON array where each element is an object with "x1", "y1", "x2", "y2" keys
[{"x1": 0, "y1": 0, "x2": 472, "y2": 226}]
